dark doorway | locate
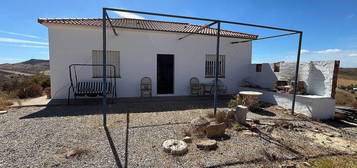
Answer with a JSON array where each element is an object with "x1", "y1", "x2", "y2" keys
[{"x1": 157, "y1": 54, "x2": 174, "y2": 94}]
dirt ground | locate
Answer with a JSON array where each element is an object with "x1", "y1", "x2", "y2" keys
[{"x1": 0, "y1": 97, "x2": 356, "y2": 167}]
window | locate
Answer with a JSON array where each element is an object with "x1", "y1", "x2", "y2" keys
[
  {"x1": 256, "y1": 64, "x2": 262, "y2": 72},
  {"x1": 92, "y1": 50, "x2": 120, "y2": 78},
  {"x1": 205, "y1": 54, "x2": 225, "y2": 78}
]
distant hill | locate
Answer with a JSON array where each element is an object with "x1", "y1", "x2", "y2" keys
[
  {"x1": 338, "y1": 68, "x2": 357, "y2": 81},
  {"x1": 21, "y1": 59, "x2": 49, "y2": 65},
  {"x1": 0, "y1": 59, "x2": 49, "y2": 74}
]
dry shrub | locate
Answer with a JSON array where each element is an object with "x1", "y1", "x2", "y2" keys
[
  {"x1": 0, "y1": 97, "x2": 12, "y2": 110},
  {"x1": 182, "y1": 127, "x2": 192, "y2": 137},
  {"x1": 215, "y1": 111, "x2": 227, "y2": 123},
  {"x1": 44, "y1": 87, "x2": 51, "y2": 99},
  {"x1": 0, "y1": 95, "x2": 13, "y2": 110},
  {"x1": 17, "y1": 84, "x2": 43, "y2": 99},
  {"x1": 205, "y1": 111, "x2": 215, "y2": 118},
  {"x1": 274, "y1": 120, "x2": 294, "y2": 129}
]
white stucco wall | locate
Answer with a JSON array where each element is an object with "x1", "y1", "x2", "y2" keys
[
  {"x1": 239, "y1": 87, "x2": 335, "y2": 119},
  {"x1": 45, "y1": 24, "x2": 252, "y2": 99},
  {"x1": 246, "y1": 61, "x2": 337, "y2": 97}
]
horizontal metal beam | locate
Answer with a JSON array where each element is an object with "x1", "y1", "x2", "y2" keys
[
  {"x1": 178, "y1": 21, "x2": 217, "y2": 40},
  {"x1": 105, "y1": 11, "x2": 118, "y2": 36},
  {"x1": 231, "y1": 32, "x2": 298, "y2": 44},
  {"x1": 104, "y1": 8, "x2": 301, "y2": 33}
]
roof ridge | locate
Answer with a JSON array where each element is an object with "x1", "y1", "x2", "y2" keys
[
  {"x1": 38, "y1": 18, "x2": 258, "y2": 39},
  {"x1": 38, "y1": 18, "x2": 191, "y2": 25}
]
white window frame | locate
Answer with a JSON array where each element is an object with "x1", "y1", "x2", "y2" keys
[
  {"x1": 92, "y1": 50, "x2": 120, "y2": 78},
  {"x1": 205, "y1": 54, "x2": 225, "y2": 78}
]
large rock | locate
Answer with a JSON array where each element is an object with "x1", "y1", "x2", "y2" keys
[
  {"x1": 191, "y1": 117, "x2": 209, "y2": 137},
  {"x1": 205, "y1": 122, "x2": 226, "y2": 138},
  {"x1": 163, "y1": 139, "x2": 188, "y2": 155},
  {"x1": 196, "y1": 139, "x2": 217, "y2": 150},
  {"x1": 183, "y1": 136, "x2": 192, "y2": 143}
]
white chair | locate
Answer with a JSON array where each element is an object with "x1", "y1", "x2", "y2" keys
[
  {"x1": 190, "y1": 77, "x2": 201, "y2": 96},
  {"x1": 140, "y1": 77, "x2": 152, "y2": 97}
]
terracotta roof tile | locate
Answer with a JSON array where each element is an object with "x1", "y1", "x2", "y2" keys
[{"x1": 38, "y1": 18, "x2": 258, "y2": 39}]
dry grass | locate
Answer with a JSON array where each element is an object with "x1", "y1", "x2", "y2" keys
[
  {"x1": 336, "y1": 68, "x2": 357, "y2": 107},
  {"x1": 310, "y1": 155, "x2": 357, "y2": 168},
  {"x1": 205, "y1": 111, "x2": 215, "y2": 118},
  {"x1": 337, "y1": 78, "x2": 357, "y2": 86},
  {"x1": 215, "y1": 110, "x2": 226, "y2": 123},
  {"x1": 0, "y1": 94, "x2": 13, "y2": 110},
  {"x1": 335, "y1": 89, "x2": 357, "y2": 107}
]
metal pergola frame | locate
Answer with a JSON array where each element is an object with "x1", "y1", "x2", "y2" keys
[{"x1": 100, "y1": 8, "x2": 303, "y2": 126}]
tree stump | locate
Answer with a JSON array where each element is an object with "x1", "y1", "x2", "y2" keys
[{"x1": 235, "y1": 105, "x2": 248, "y2": 124}]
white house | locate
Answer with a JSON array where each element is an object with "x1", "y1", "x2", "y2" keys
[
  {"x1": 38, "y1": 18, "x2": 257, "y2": 99},
  {"x1": 39, "y1": 17, "x2": 339, "y2": 119}
]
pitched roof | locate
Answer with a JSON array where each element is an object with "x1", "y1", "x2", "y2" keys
[{"x1": 38, "y1": 18, "x2": 258, "y2": 39}]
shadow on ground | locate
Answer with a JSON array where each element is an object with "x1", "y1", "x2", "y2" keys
[{"x1": 20, "y1": 96, "x2": 230, "y2": 119}]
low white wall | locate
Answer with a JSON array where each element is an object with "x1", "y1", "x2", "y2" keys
[
  {"x1": 246, "y1": 61, "x2": 337, "y2": 97},
  {"x1": 46, "y1": 24, "x2": 252, "y2": 99},
  {"x1": 239, "y1": 87, "x2": 335, "y2": 119}
]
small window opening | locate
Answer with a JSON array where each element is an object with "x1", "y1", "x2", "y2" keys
[{"x1": 256, "y1": 64, "x2": 262, "y2": 72}]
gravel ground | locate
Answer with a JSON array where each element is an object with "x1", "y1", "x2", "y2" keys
[{"x1": 0, "y1": 98, "x2": 356, "y2": 167}]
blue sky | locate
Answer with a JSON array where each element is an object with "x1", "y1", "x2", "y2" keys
[{"x1": 0, "y1": 0, "x2": 356, "y2": 67}]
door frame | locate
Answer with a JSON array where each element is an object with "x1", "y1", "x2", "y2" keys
[{"x1": 156, "y1": 54, "x2": 175, "y2": 95}]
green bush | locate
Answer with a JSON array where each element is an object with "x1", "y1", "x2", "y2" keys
[
  {"x1": 228, "y1": 99, "x2": 238, "y2": 108},
  {"x1": 227, "y1": 95, "x2": 243, "y2": 108},
  {"x1": 30, "y1": 74, "x2": 50, "y2": 88}
]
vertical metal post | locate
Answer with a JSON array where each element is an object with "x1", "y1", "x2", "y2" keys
[
  {"x1": 291, "y1": 32, "x2": 303, "y2": 115},
  {"x1": 214, "y1": 22, "x2": 221, "y2": 116},
  {"x1": 102, "y1": 8, "x2": 108, "y2": 126}
]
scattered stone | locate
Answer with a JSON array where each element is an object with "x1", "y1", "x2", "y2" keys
[
  {"x1": 242, "y1": 130, "x2": 259, "y2": 136},
  {"x1": 196, "y1": 140, "x2": 217, "y2": 150},
  {"x1": 253, "y1": 119, "x2": 260, "y2": 124},
  {"x1": 246, "y1": 118, "x2": 253, "y2": 122},
  {"x1": 303, "y1": 162, "x2": 311, "y2": 167},
  {"x1": 0, "y1": 111, "x2": 7, "y2": 115},
  {"x1": 163, "y1": 139, "x2": 188, "y2": 155},
  {"x1": 64, "y1": 148, "x2": 89, "y2": 159},
  {"x1": 280, "y1": 163, "x2": 296, "y2": 168},
  {"x1": 205, "y1": 122, "x2": 226, "y2": 138},
  {"x1": 324, "y1": 132, "x2": 342, "y2": 137},
  {"x1": 266, "y1": 127, "x2": 274, "y2": 133},
  {"x1": 191, "y1": 116, "x2": 209, "y2": 126},
  {"x1": 183, "y1": 136, "x2": 192, "y2": 143}
]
